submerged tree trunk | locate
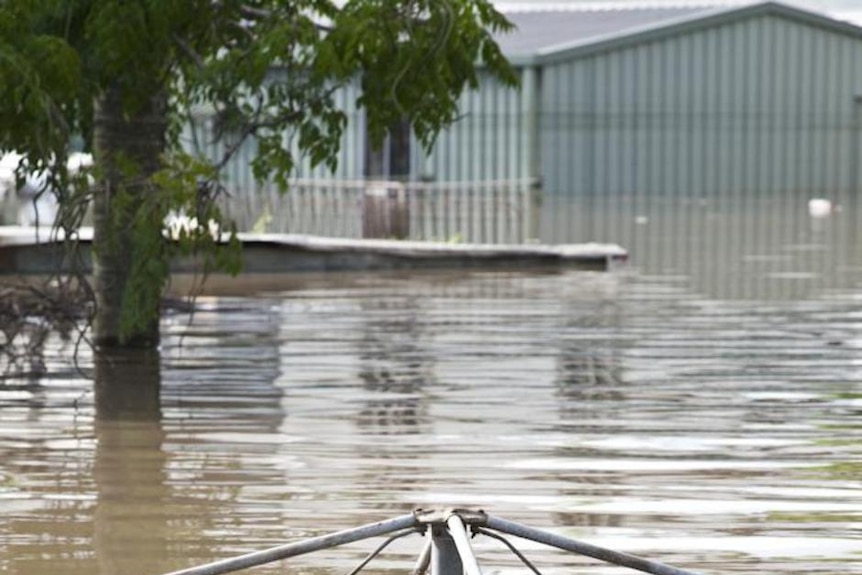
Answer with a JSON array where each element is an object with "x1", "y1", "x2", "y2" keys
[{"x1": 92, "y1": 83, "x2": 167, "y2": 348}]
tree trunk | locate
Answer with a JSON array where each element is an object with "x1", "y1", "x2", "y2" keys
[{"x1": 92, "y1": 83, "x2": 167, "y2": 348}]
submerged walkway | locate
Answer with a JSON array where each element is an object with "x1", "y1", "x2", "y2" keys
[{"x1": 0, "y1": 225, "x2": 627, "y2": 275}]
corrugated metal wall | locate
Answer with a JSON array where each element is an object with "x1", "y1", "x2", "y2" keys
[
  {"x1": 537, "y1": 13, "x2": 862, "y2": 298},
  {"x1": 539, "y1": 17, "x2": 862, "y2": 234},
  {"x1": 415, "y1": 70, "x2": 528, "y2": 182},
  {"x1": 179, "y1": 72, "x2": 535, "y2": 239},
  {"x1": 540, "y1": 13, "x2": 862, "y2": 239},
  {"x1": 181, "y1": 80, "x2": 366, "y2": 186},
  {"x1": 181, "y1": 71, "x2": 530, "y2": 188}
]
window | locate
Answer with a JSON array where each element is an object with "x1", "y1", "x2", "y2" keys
[{"x1": 365, "y1": 118, "x2": 411, "y2": 179}]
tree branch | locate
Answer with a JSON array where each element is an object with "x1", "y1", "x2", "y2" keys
[
  {"x1": 172, "y1": 33, "x2": 205, "y2": 69},
  {"x1": 239, "y1": 5, "x2": 271, "y2": 20},
  {"x1": 239, "y1": 4, "x2": 333, "y2": 31}
]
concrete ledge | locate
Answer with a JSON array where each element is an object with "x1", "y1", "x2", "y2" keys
[{"x1": 0, "y1": 226, "x2": 627, "y2": 275}]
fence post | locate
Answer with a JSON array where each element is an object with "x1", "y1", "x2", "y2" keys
[{"x1": 527, "y1": 178, "x2": 542, "y2": 242}]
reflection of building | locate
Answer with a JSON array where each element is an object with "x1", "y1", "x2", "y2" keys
[
  {"x1": 615, "y1": 194, "x2": 862, "y2": 300},
  {"x1": 356, "y1": 297, "x2": 434, "y2": 435},
  {"x1": 550, "y1": 291, "x2": 632, "y2": 532},
  {"x1": 553, "y1": 298, "x2": 627, "y2": 436}
]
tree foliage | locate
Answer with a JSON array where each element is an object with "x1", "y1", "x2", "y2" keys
[{"x1": 0, "y1": 0, "x2": 516, "y2": 347}]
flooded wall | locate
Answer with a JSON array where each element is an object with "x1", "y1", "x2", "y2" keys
[
  {"x1": 535, "y1": 12, "x2": 862, "y2": 299},
  {"x1": 541, "y1": 14, "x2": 862, "y2": 205}
]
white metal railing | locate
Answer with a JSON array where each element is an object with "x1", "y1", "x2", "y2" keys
[
  {"x1": 158, "y1": 509, "x2": 705, "y2": 575},
  {"x1": 219, "y1": 178, "x2": 541, "y2": 244}
]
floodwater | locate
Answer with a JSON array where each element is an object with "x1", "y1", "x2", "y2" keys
[{"x1": 3, "y1": 207, "x2": 862, "y2": 575}]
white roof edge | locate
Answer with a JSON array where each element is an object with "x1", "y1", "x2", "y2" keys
[
  {"x1": 498, "y1": 1, "x2": 738, "y2": 12},
  {"x1": 534, "y1": 3, "x2": 740, "y2": 56},
  {"x1": 531, "y1": 0, "x2": 862, "y2": 61}
]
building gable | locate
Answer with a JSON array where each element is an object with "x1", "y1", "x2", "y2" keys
[
  {"x1": 497, "y1": 7, "x2": 707, "y2": 60},
  {"x1": 503, "y1": 2, "x2": 862, "y2": 65}
]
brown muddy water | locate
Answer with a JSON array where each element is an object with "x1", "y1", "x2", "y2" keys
[{"x1": 2, "y1": 266, "x2": 862, "y2": 575}]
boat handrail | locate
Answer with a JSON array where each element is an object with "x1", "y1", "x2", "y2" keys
[{"x1": 158, "y1": 508, "x2": 705, "y2": 575}]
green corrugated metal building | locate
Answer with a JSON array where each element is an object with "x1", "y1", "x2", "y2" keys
[
  {"x1": 477, "y1": 1, "x2": 862, "y2": 245},
  {"x1": 199, "y1": 1, "x2": 862, "y2": 248}
]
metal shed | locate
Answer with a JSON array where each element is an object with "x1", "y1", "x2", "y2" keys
[
  {"x1": 429, "y1": 0, "x2": 862, "y2": 297},
  {"x1": 203, "y1": 1, "x2": 862, "y2": 259},
  {"x1": 510, "y1": 1, "x2": 862, "y2": 250}
]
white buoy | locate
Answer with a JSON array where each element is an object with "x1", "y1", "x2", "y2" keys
[{"x1": 808, "y1": 198, "x2": 832, "y2": 218}]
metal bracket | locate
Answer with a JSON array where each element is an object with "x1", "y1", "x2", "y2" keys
[
  {"x1": 412, "y1": 508, "x2": 488, "y2": 575},
  {"x1": 414, "y1": 507, "x2": 488, "y2": 529}
]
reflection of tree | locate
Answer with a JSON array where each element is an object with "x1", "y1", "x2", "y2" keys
[
  {"x1": 90, "y1": 310, "x2": 287, "y2": 575},
  {"x1": 0, "y1": 300, "x2": 292, "y2": 574},
  {"x1": 92, "y1": 349, "x2": 171, "y2": 575},
  {"x1": 0, "y1": 282, "x2": 86, "y2": 378},
  {"x1": 94, "y1": 349, "x2": 161, "y2": 420}
]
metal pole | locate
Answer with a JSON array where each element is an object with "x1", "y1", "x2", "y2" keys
[
  {"x1": 160, "y1": 514, "x2": 419, "y2": 575},
  {"x1": 412, "y1": 535, "x2": 433, "y2": 575},
  {"x1": 446, "y1": 514, "x2": 483, "y2": 575},
  {"x1": 431, "y1": 525, "x2": 462, "y2": 575},
  {"x1": 484, "y1": 515, "x2": 705, "y2": 575},
  {"x1": 850, "y1": 95, "x2": 862, "y2": 247}
]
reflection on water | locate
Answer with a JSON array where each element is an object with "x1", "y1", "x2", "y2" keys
[
  {"x1": 543, "y1": 195, "x2": 862, "y2": 300},
  {"x1": 356, "y1": 297, "x2": 433, "y2": 435},
  {"x1": 93, "y1": 350, "x2": 167, "y2": 575},
  {"x1": 2, "y1": 208, "x2": 862, "y2": 574}
]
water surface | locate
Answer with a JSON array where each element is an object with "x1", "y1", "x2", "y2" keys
[{"x1": 1, "y1": 267, "x2": 861, "y2": 575}]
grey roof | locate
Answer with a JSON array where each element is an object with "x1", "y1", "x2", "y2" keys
[
  {"x1": 495, "y1": 1, "x2": 862, "y2": 63},
  {"x1": 495, "y1": 7, "x2": 710, "y2": 56}
]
